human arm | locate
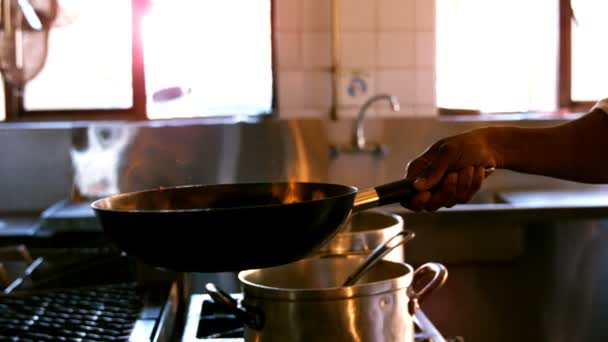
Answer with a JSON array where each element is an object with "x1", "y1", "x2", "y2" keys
[{"x1": 403, "y1": 102, "x2": 608, "y2": 212}]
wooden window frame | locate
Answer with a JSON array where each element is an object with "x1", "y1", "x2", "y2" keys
[
  {"x1": 3, "y1": 0, "x2": 278, "y2": 123},
  {"x1": 559, "y1": 0, "x2": 596, "y2": 113},
  {"x1": 4, "y1": 0, "x2": 147, "y2": 122},
  {"x1": 439, "y1": 0, "x2": 595, "y2": 116}
]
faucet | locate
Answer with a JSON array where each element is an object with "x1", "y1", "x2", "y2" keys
[
  {"x1": 353, "y1": 94, "x2": 400, "y2": 149},
  {"x1": 330, "y1": 94, "x2": 400, "y2": 158}
]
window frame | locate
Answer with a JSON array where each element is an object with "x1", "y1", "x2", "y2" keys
[
  {"x1": 558, "y1": 0, "x2": 595, "y2": 113},
  {"x1": 3, "y1": 0, "x2": 278, "y2": 122},
  {"x1": 437, "y1": 0, "x2": 596, "y2": 116},
  {"x1": 3, "y1": 0, "x2": 147, "y2": 122}
]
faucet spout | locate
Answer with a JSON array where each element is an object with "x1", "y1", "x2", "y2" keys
[{"x1": 353, "y1": 94, "x2": 400, "y2": 149}]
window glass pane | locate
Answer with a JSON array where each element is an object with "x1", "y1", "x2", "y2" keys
[
  {"x1": 23, "y1": 0, "x2": 133, "y2": 111},
  {"x1": 436, "y1": 0, "x2": 558, "y2": 113},
  {"x1": 571, "y1": 0, "x2": 608, "y2": 102},
  {"x1": 142, "y1": 0, "x2": 273, "y2": 119}
]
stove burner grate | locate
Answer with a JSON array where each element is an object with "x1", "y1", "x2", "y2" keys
[{"x1": 0, "y1": 283, "x2": 144, "y2": 341}]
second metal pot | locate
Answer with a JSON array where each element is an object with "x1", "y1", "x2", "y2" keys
[{"x1": 315, "y1": 210, "x2": 406, "y2": 262}]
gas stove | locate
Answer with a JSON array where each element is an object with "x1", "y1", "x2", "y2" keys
[
  {"x1": 181, "y1": 293, "x2": 461, "y2": 342},
  {"x1": 0, "y1": 244, "x2": 179, "y2": 342}
]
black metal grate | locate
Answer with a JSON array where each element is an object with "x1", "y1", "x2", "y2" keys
[{"x1": 0, "y1": 283, "x2": 144, "y2": 341}]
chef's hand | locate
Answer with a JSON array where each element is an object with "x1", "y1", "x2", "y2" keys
[{"x1": 402, "y1": 129, "x2": 498, "y2": 212}]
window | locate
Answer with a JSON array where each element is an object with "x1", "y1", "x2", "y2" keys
[
  {"x1": 1, "y1": 0, "x2": 137, "y2": 121},
  {"x1": 570, "y1": 0, "x2": 608, "y2": 103},
  {"x1": 142, "y1": 0, "x2": 274, "y2": 120},
  {"x1": 0, "y1": 0, "x2": 274, "y2": 121},
  {"x1": 23, "y1": 0, "x2": 133, "y2": 112},
  {"x1": 436, "y1": 0, "x2": 606, "y2": 114}
]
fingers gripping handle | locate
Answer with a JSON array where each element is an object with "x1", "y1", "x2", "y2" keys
[{"x1": 353, "y1": 167, "x2": 495, "y2": 212}]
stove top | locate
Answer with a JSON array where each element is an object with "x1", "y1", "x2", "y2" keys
[
  {"x1": 182, "y1": 293, "x2": 458, "y2": 342},
  {"x1": 0, "y1": 283, "x2": 145, "y2": 340},
  {"x1": 0, "y1": 244, "x2": 178, "y2": 342}
]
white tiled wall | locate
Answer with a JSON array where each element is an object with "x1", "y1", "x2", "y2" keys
[{"x1": 274, "y1": 0, "x2": 436, "y2": 118}]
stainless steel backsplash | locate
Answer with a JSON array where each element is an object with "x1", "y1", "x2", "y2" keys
[
  {"x1": 0, "y1": 115, "x2": 599, "y2": 211},
  {"x1": 69, "y1": 118, "x2": 331, "y2": 201}
]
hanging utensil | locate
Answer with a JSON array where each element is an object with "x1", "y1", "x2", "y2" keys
[
  {"x1": 342, "y1": 229, "x2": 415, "y2": 286},
  {"x1": 17, "y1": 0, "x2": 42, "y2": 31}
]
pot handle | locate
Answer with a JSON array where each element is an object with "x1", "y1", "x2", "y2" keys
[
  {"x1": 407, "y1": 262, "x2": 448, "y2": 315},
  {"x1": 412, "y1": 262, "x2": 448, "y2": 303},
  {"x1": 204, "y1": 283, "x2": 265, "y2": 330}
]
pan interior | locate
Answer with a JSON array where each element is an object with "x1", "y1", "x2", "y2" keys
[{"x1": 93, "y1": 182, "x2": 357, "y2": 211}]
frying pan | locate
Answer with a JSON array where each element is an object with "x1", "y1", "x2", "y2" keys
[{"x1": 91, "y1": 169, "x2": 493, "y2": 273}]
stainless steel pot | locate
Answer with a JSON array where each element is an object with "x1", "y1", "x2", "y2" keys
[
  {"x1": 316, "y1": 210, "x2": 405, "y2": 262},
  {"x1": 206, "y1": 256, "x2": 447, "y2": 342}
]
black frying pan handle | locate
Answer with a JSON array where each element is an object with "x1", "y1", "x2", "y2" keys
[
  {"x1": 353, "y1": 167, "x2": 495, "y2": 212},
  {"x1": 376, "y1": 178, "x2": 417, "y2": 206},
  {"x1": 352, "y1": 179, "x2": 416, "y2": 212}
]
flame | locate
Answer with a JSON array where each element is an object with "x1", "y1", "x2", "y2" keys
[
  {"x1": 282, "y1": 181, "x2": 300, "y2": 205},
  {"x1": 155, "y1": 187, "x2": 173, "y2": 210},
  {"x1": 312, "y1": 189, "x2": 326, "y2": 201},
  {"x1": 272, "y1": 179, "x2": 328, "y2": 205},
  {"x1": 270, "y1": 180, "x2": 300, "y2": 205}
]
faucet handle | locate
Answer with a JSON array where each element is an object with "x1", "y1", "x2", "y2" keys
[{"x1": 387, "y1": 95, "x2": 400, "y2": 112}]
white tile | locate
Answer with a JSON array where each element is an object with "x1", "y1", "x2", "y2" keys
[
  {"x1": 337, "y1": 107, "x2": 368, "y2": 118},
  {"x1": 302, "y1": 0, "x2": 331, "y2": 31},
  {"x1": 340, "y1": 32, "x2": 375, "y2": 68},
  {"x1": 340, "y1": 0, "x2": 375, "y2": 31},
  {"x1": 274, "y1": 0, "x2": 301, "y2": 31},
  {"x1": 302, "y1": 32, "x2": 332, "y2": 68},
  {"x1": 415, "y1": 31, "x2": 435, "y2": 67},
  {"x1": 302, "y1": 71, "x2": 333, "y2": 107},
  {"x1": 415, "y1": 69, "x2": 436, "y2": 105},
  {"x1": 277, "y1": 70, "x2": 304, "y2": 108},
  {"x1": 415, "y1": 0, "x2": 435, "y2": 31},
  {"x1": 276, "y1": 32, "x2": 301, "y2": 68},
  {"x1": 280, "y1": 107, "x2": 329, "y2": 118},
  {"x1": 299, "y1": 108, "x2": 330, "y2": 117},
  {"x1": 378, "y1": 0, "x2": 415, "y2": 30},
  {"x1": 376, "y1": 69, "x2": 416, "y2": 105},
  {"x1": 377, "y1": 32, "x2": 415, "y2": 67}
]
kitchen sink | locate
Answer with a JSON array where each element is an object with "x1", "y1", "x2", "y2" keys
[{"x1": 466, "y1": 190, "x2": 507, "y2": 204}]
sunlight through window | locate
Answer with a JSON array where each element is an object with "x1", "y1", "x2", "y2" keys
[
  {"x1": 571, "y1": 0, "x2": 608, "y2": 102},
  {"x1": 436, "y1": 0, "x2": 559, "y2": 113},
  {"x1": 142, "y1": 0, "x2": 273, "y2": 119},
  {"x1": 24, "y1": 0, "x2": 133, "y2": 111}
]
